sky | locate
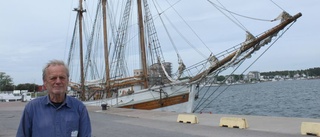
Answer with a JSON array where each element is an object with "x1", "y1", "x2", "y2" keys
[{"x1": 0, "y1": 0, "x2": 319, "y2": 85}]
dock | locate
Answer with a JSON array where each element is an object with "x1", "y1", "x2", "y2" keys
[{"x1": 1, "y1": 102, "x2": 319, "y2": 137}]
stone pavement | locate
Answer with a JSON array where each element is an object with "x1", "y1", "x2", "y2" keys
[
  {"x1": 89, "y1": 106, "x2": 320, "y2": 137},
  {"x1": 1, "y1": 102, "x2": 320, "y2": 137}
]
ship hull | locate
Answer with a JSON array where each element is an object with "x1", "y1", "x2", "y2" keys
[{"x1": 84, "y1": 83, "x2": 196, "y2": 113}]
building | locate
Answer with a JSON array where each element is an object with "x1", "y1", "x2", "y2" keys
[
  {"x1": 148, "y1": 62, "x2": 172, "y2": 85},
  {"x1": 247, "y1": 71, "x2": 260, "y2": 82}
]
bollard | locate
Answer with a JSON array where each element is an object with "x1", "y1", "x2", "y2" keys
[
  {"x1": 177, "y1": 114, "x2": 199, "y2": 124},
  {"x1": 219, "y1": 117, "x2": 249, "y2": 129},
  {"x1": 301, "y1": 122, "x2": 320, "y2": 136},
  {"x1": 101, "y1": 104, "x2": 107, "y2": 110}
]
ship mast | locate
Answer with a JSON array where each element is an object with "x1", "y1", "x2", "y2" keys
[
  {"x1": 137, "y1": 0, "x2": 148, "y2": 88},
  {"x1": 74, "y1": 0, "x2": 86, "y2": 101},
  {"x1": 102, "y1": 0, "x2": 111, "y2": 97}
]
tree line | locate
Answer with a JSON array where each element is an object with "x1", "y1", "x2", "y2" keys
[
  {"x1": 260, "y1": 67, "x2": 320, "y2": 77},
  {"x1": 0, "y1": 72, "x2": 39, "y2": 92},
  {"x1": 1, "y1": 67, "x2": 320, "y2": 91}
]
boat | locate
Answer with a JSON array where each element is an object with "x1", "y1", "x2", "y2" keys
[
  {"x1": 66, "y1": 0, "x2": 301, "y2": 113},
  {"x1": 0, "y1": 90, "x2": 33, "y2": 102}
]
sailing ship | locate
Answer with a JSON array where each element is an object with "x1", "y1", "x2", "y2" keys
[{"x1": 66, "y1": 0, "x2": 301, "y2": 113}]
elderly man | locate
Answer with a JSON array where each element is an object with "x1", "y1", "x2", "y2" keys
[{"x1": 17, "y1": 60, "x2": 91, "y2": 137}]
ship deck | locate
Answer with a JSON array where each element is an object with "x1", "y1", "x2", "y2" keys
[{"x1": 1, "y1": 101, "x2": 319, "y2": 137}]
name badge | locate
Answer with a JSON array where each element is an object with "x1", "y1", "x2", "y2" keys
[{"x1": 71, "y1": 130, "x2": 78, "y2": 137}]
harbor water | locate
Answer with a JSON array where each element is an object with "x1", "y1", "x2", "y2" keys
[{"x1": 195, "y1": 79, "x2": 320, "y2": 118}]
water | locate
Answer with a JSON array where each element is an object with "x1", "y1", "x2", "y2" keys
[{"x1": 194, "y1": 79, "x2": 320, "y2": 119}]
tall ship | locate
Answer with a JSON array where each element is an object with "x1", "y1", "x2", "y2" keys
[{"x1": 66, "y1": 0, "x2": 301, "y2": 113}]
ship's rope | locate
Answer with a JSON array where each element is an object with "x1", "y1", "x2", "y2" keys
[
  {"x1": 193, "y1": 21, "x2": 296, "y2": 113},
  {"x1": 149, "y1": 0, "x2": 182, "y2": 82},
  {"x1": 160, "y1": 13, "x2": 208, "y2": 59},
  {"x1": 163, "y1": 0, "x2": 213, "y2": 57},
  {"x1": 67, "y1": 15, "x2": 79, "y2": 66},
  {"x1": 151, "y1": 1, "x2": 180, "y2": 59},
  {"x1": 269, "y1": 0, "x2": 286, "y2": 11},
  {"x1": 192, "y1": 62, "x2": 242, "y2": 112},
  {"x1": 152, "y1": 0, "x2": 212, "y2": 61},
  {"x1": 64, "y1": 0, "x2": 77, "y2": 61},
  {"x1": 208, "y1": 0, "x2": 276, "y2": 22},
  {"x1": 157, "y1": 0, "x2": 182, "y2": 16},
  {"x1": 208, "y1": 0, "x2": 249, "y2": 32},
  {"x1": 207, "y1": 0, "x2": 289, "y2": 34}
]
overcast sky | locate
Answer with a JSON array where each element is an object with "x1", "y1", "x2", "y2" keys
[{"x1": 0, "y1": 0, "x2": 319, "y2": 85}]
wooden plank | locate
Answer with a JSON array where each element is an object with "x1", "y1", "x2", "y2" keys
[{"x1": 120, "y1": 93, "x2": 189, "y2": 110}]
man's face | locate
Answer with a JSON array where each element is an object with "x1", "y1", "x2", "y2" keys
[{"x1": 44, "y1": 65, "x2": 69, "y2": 95}]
